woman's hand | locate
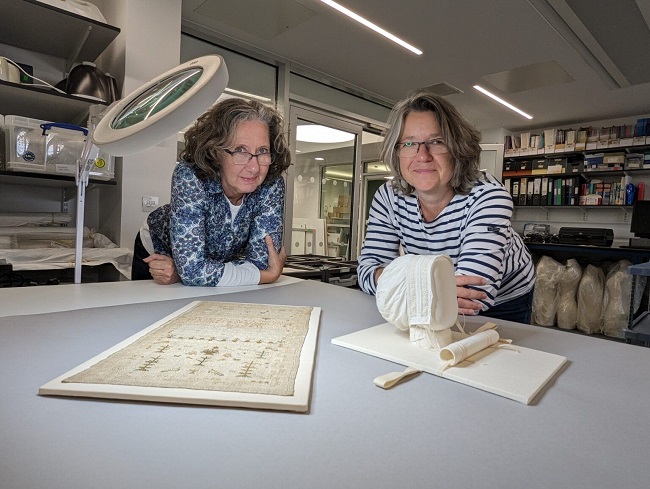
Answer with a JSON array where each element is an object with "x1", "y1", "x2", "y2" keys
[
  {"x1": 144, "y1": 253, "x2": 181, "y2": 285},
  {"x1": 259, "y1": 235, "x2": 286, "y2": 284},
  {"x1": 456, "y1": 274, "x2": 488, "y2": 316}
]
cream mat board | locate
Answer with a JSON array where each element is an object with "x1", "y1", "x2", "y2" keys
[
  {"x1": 40, "y1": 300, "x2": 322, "y2": 412},
  {"x1": 332, "y1": 322, "x2": 567, "y2": 404}
]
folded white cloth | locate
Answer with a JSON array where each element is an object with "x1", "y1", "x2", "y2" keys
[{"x1": 376, "y1": 254, "x2": 458, "y2": 349}]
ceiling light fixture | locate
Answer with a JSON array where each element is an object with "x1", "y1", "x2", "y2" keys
[
  {"x1": 223, "y1": 88, "x2": 272, "y2": 103},
  {"x1": 297, "y1": 124, "x2": 355, "y2": 143},
  {"x1": 473, "y1": 85, "x2": 533, "y2": 120},
  {"x1": 319, "y1": 0, "x2": 422, "y2": 55}
]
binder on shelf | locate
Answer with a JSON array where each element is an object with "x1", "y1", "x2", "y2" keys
[
  {"x1": 526, "y1": 179, "x2": 534, "y2": 206},
  {"x1": 519, "y1": 177, "x2": 528, "y2": 206},
  {"x1": 532, "y1": 178, "x2": 541, "y2": 205},
  {"x1": 541, "y1": 177, "x2": 549, "y2": 205},
  {"x1": 554, "y1": 179, "x2": 563, "y2": 205},
  {"x1": 511, "y1": 180, "x2": 520, "y2": 202}
]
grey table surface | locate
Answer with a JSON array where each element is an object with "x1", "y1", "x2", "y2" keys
[{"x1": 1, "y1": 280, "x2": 649, "y2": 489}]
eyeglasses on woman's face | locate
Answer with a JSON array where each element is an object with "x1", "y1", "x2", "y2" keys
[
  {"x1": 395, "y1": 138, "x2": 447, "y2": 158},
  {"x1": 223, "y1": 148, "x2": 273, "y2": 166}
]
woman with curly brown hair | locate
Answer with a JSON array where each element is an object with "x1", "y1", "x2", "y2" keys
[{"x1": 132, "y1": 97, "x2": 291, "y2": 286}]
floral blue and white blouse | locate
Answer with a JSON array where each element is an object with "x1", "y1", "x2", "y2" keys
[{"x1": 147, "y1": 161, "x2": 285, "y2": 286}]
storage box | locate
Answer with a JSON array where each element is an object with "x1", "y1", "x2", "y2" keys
[
  {"x1": 624, "y1": 153, "x2": 644, "y2": 170},
  {"x1": 3, "y1": 115, "x2": 50, "y2": 172},
  {"x1": 2, "y1": 115, "x2": 113, "y2": 180},
  {"x1": 546, "y1": 156, "x2": 567, "y2": 174},
  {"x1": 530, "y1": 158, "x2": 547, "y2": 174},
  {"x1": 565, "y1": 160, "x2": 584, "y2": 174}
]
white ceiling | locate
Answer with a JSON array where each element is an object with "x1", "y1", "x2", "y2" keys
[{"x1": 181, "y1": 0, "x2": 650, "y2": 134}]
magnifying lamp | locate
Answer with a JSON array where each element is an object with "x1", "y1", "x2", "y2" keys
[{"x1": 64, "y1": 55, "x2": 229, "y2": 283}]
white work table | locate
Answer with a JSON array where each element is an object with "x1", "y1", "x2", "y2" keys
[{"x1": 1, "y1": 278, "x2": 649, "y2": 489}]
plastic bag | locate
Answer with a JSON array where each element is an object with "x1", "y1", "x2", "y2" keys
[
  {"x1": 602, "y1": 260, "x2": 632, "y2": 338},
  {"x1": 556, "y1": 259, "x2": 582, "y2": 330},
  {"x1": 577, "y1": 264, "x2": 605, "y2": 334},
  {"x1": 532, "y1": 255, "x2": 563, "y2": 326}
]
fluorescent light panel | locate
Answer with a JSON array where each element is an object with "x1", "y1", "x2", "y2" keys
[
  {"x1": 319, "y1": 0, "x2": 422, "y2": 55},
  {"x1": 473, "y1": 85, "x2": 533, "y2": 119},
  {"x1": 297, "y1": 125, "x2": 355, "y2": 143}
]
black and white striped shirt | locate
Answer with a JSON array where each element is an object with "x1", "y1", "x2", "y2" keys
[{"x1": 358, "y1": 172, "x2": 535, "y2": 310}]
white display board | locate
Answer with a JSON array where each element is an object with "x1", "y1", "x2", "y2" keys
[
  {"x1": 332, "y1": 322, "x2": 567, "y2": 404},
  {"x1": 40, "y1": 301, "x2": 321, "y2": 412}
]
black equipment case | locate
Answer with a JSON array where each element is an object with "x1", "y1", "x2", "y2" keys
[{"x1": 558, "y1": 227, "x2": 614, "y2": 247}]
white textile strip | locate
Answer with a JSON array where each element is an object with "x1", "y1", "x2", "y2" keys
[{"x1": 407, "y1": 255, "x2": 432, "y2": 326}]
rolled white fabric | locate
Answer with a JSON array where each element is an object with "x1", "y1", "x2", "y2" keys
[
  {"x1": 439, "y1": 329, "x2": 500, "y2": 366},
  {"x1": 376, "y1": 254, "x2": 458, "y2": 348}
]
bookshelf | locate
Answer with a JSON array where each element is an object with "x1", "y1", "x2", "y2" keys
[{"x1": 503, "y1": 138, "x2": 650, "y2": 209}]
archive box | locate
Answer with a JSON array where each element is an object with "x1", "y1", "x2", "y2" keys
[{"x1": 2, "y1": 115, "x2": 114, "y2": 180}]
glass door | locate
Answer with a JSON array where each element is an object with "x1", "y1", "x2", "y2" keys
[
  {"x1": 286, "y1": 107, "x2": 362, "y2": 259},
  {"x1": 356, "y1": 130, "x2": 387, "y2": 256}
]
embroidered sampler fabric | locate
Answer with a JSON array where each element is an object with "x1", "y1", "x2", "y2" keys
[{"x1": 63, "y1": 302, "x2": 313, "y2": 396}]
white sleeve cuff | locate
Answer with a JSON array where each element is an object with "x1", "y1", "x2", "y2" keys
[{"x1": 218, "y1": 262, "x2": 261, "y2": 286}]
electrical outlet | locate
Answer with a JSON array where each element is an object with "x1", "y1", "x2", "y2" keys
[{"x1": 142, "y1": 195, "x2": 159, "y2": 212}]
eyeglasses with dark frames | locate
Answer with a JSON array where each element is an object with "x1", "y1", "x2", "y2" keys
[
  {"x1": 223, "y1": 148, "x2": 273, "y2": 166},
  {"x1": 395, "y1": 139, "x2": 447, "y2": 157}
]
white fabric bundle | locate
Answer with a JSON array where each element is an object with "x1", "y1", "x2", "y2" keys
[
  {"x1": 577, "y1": 264, "x2": 605, "y2": 334},
  {"x1": 602, "y1": 260, "x2": 632, "y2": 338},
  {"x1": 532, "y1": 256, "x2": 563, "y2": 326},
  {"x1": 376, "y1": 254, "x2": 458, "y2": 350},
  {"x1": 556, "y1": 259, "x2": 582, "y2": 330}
]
